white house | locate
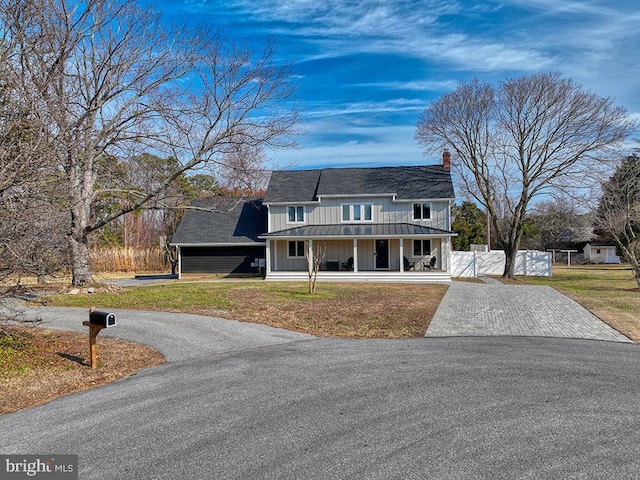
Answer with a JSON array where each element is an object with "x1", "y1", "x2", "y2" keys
[{"x1": 259, "y1": 152, "x2": 457, "y2": 283}]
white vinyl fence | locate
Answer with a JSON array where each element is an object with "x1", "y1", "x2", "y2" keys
[{"x1": 451, "y1": 250, "x2": 552, "y2": 278}]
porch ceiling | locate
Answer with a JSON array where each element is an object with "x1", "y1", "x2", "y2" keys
[{"x1": 261, "y1": 223, "x2": 455, "y2": 239}]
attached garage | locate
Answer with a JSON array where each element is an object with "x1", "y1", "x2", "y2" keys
[
  {"x1": 179, "y1": 245, "x2": 265, "y2": 274},
  {"x1": 171, "y1": 197, "x2": 267, "y2": 277}
]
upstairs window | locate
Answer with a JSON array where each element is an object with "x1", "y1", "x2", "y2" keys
[
  {"x1": 342, "y1": 204, "x2": 373, "y2": 222},
  {"x1": 287, "y1": 205, "x2": 304, "y2": 223},
  {"x1": 413, "y1": 203, "x2": 431, "y2": 220}
]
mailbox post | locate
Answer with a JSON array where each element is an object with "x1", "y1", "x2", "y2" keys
[{"x1": 83, "y1": 307, "x2": 117, "y2": 369}]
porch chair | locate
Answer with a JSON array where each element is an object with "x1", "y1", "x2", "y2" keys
[
  {"x1": 403, "y1": 256, "x2": 415, "y2": 271},
  {"x1": 424, "y1": 256, "x2": 437, "y2": 270},
  {"x1": 342, "y1": 257, "x2": 354, "y2": 271}
]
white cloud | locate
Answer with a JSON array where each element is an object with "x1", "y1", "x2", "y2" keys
[
  {"x1": 301, "y1": 98, "x2": 426, "y2": 118},
  {"x1": 405, "y1": 34, "x2": 554, "y2": 72},
  {"x1": 353, "y1": 79, "x2": 459, "y2": 92},
  {"x1": 194, "y1": 0, "x2": 552, "y2": 72},
  {"x1": 178, "y1": 0, "x2": 640, "y2": 78},
  {"x1": 266, "y1": 124, "x2": 431, "y2": 169}
]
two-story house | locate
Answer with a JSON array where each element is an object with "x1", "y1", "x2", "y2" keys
[
  {"x1": 171, "y1": 152, "x2": 456, "y2": 282},
  {"x1": 260, "y1": 153, "x2": 456, "y2": 282}
]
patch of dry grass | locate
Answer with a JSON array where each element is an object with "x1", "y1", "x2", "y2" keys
[
  {"x1": 227, "y1": 284, "x2": 448, "y2": 338},
  {"x1": 0, "y1": 325, "x2": 165, "y2": 415}
]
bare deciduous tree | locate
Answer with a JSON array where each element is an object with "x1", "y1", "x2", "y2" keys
[
  {"x1": 525, "y1": 198, "x2": 591, "y2": 251},
  {"x1": 1, "y1": 0, "x2": 298, "y2": 286},
  {"x1": 217, "y1": 141, "x2": 271, "y2": 195},
  {"x1": 0, "y1": 24, "x2": 49, "y2": 198},
  {"x1": 416, "y1": 72, "x2": 636, "y2": 278},
  {"x1": 1, "y1": 199, "x2": 68, "y2": 284},
  {"x1": 305, "y1": 241, "x2": 326, "y2": 295},
  {"x1": 0, "y1": 170, "x2": 69, "y2": 290},
  {"x1": 595, "y1": 154, "x2": 640, "y2": 288}
]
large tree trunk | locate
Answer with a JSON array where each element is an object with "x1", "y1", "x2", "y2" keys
[
  {"x1": 68, "y1": 179, "x2": 94, "y2": 287},
  {"x1": 68, "y1": 233, "x2": 92, "y2": 287},
  {"x1": 503, "y1": 244, "x2": 517, "y2": 279}
]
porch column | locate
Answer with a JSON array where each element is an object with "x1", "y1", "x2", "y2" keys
[
  {"x1": 265, "y1": 240, "x2": 272, "y2": 274},
  {"x1": 443, "y1": 238, "x2": 451, "y2": 273},
  {"x1": 353, "y1": 239, "x2": 358, "y2": 272},
  {"x1": 308, "y1": 239, "x2": 314, "y2": 270},
  {"x1": 399, "y1": 238, "x2": 404, "y2": 272}
]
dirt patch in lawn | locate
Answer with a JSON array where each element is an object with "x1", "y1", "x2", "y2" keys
[
  {"x1": 227, "y1": 283, "x2": 448, "y2": 338},
  {"x1": 0, "y1": 325, "x2": 165, "y2": 415}
]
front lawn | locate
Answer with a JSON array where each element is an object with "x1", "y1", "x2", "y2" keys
[{"x1": 43, "y1": 281, "x2": 449, "y2": 338}]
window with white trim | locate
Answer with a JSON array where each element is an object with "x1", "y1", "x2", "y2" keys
[
  {"x1": 413, "y1": 202, "x2": 431, "y2": 220},
  {"x1": 287, "y1": 205, "x2": 304, "y2": 223},
  {"x1": 413, "y1": 239, "x2": 431, "y2": 257},
  {"x1": 288, "y1": 240, "x2": 305, "y2": 258},
  {"x1": 341, "y1": 203, "x2": 373, "y2": 222}
]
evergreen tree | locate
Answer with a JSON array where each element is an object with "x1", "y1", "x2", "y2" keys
[{"x1": 451, "y1": 201, "x2": 487, "y2": 251}]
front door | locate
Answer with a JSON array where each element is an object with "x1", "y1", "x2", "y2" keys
[{"x1": 375, "y1": 239, "x2": 389, "y2": 269}]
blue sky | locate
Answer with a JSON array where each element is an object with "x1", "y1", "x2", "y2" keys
[{"x1": 157, "y1": 0, "x2": 640, "y2": 170}]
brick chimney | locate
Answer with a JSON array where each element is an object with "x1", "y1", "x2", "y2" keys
[{"x1": 442, "y1": 149, "x2": 451, "y2": 169}]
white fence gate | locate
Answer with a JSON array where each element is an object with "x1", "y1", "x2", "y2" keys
[{"x1": 450, "y1": 250, "x2": 552, "y2": 278}]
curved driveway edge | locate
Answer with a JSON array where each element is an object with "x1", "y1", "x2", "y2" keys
[
  {"x1": 17, "y1": 306, "x2": 316, "y2": 362},
  {"x1": 426, "y1": 282, "x2": 632, "y2": 343}
]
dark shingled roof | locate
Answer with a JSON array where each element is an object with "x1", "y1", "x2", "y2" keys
[
  {"x1": 171, "y1": 197, "x2": 266, "y2": 245},
  {"x1": 263, "y1": 169, "x2": 322, "y2": 203},
  {"x1": 263, "y1": 165, "x2": 454, "y2": 203}
]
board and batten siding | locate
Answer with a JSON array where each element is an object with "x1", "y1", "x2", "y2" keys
[
  {"x1": 268, "y1": 197, "x2": 451, "y2": 232},
  {"x1": 270, "y1": 238, "x2": 443, "y2": 272}
]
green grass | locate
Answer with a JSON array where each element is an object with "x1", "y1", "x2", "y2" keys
[
  {"x1": 46, "y1": 282, "x2": 343, "y2": 312},
  {"x1": 0, "y1": 333, "x2": 36, "y2": 376},
  {"x1": 46, "y1": 282, "x2": 236, "y2": 312}
]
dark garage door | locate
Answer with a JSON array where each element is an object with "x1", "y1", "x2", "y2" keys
[{"x1": 180, "y1": 246, "x2": 265, "y2": 274}]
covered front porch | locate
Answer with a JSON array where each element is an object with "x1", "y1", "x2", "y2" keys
[{"x1": 260, "y1": 224, "x2": 454, "y2": 283}]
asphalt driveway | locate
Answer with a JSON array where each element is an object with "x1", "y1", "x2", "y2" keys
[{"x1": 18, "y1": 305, "x2": 315, "y2": 362}]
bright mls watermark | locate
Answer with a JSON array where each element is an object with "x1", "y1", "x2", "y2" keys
[{"x1": 0, "y1": 455, "x2": 77, "y2": 479}]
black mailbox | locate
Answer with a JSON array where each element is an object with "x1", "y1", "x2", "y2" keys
[{"x1": 89, "y1": 310, "x2": 116, "y2": 327}]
